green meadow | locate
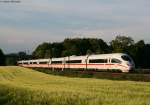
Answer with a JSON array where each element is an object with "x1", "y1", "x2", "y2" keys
[{"x1": 0, "y1": 66, "x2": 150, "y2": 105}]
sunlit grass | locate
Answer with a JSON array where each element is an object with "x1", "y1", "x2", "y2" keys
[{"x1": 0, "y1": 66, "x2": 150, "y2": 105}]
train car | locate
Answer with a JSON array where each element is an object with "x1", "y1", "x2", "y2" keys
[
  {"x1": 87, "y1": 53, "x2": 135, "y2": 72},
  {"x1": 50, "y1": 57, "x2": 65, "y2": 68},
  {"x1": 65, "y1": 55, "x2": 88, "y2": 69},
  {"x1": 18, "y1": 53, "x2": 135, "y2": 72},
  {"x1": 18, "y1": 59, "x2": 50, "y2": 68}
]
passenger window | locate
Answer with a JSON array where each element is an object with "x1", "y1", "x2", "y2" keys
[
  {"x1": 23, "y1": 62, "x2": 28, "y2": 65},
  {"x1": 33, "y1": 62, "x2": 37, "y2": 64},
  {"x1": 111, "y1": 59, "x2": 121, "y2": 63},
  {"x1": 89, "y1": 59, "x2": 107, "y2": 63},
  {"x1": 51, "y1": 61, "x2": 62, "y2": 64},
  {"x1": 39, "y1": 62, "x2": 48, "y2": 64},
  {"x1": 66, "y1": 60, "x2": 82, "y2": 63}
]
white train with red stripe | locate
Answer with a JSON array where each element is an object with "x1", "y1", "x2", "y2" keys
[{"x1": 18, "y1": 53, "x2": 135, "y2": 72}]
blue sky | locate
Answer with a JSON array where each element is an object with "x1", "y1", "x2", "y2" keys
[{"x1": 0, "y1": 0, "x2": 150, "y2": 53}]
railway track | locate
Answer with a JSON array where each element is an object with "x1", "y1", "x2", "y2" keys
[
  {"x1": 70, "y1": 70, "x2": 122, "y2": 75},
  {"x1": 56, "y1": 69, "x2": 150, "y2": 78},
  {"x1": 33, "y1": 68, "x2": 150, "y2": 82}
]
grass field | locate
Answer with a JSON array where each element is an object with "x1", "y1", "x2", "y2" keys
[{"x1": 0, "y1": 66, "x2": 150, "y2": 105}]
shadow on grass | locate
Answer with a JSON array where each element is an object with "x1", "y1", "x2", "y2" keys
[{"x1": 32, "y1": 68, "x2": 150, "y2": 82}]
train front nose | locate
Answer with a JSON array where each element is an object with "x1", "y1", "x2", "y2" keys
[{"x1": 126, "y1": 62, "x2": 135, "y2": 71}]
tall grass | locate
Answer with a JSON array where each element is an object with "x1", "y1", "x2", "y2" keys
[{"x1": 0, "y1": 66, "x2": 150, "y2": 105}]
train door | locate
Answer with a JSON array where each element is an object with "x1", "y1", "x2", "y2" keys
[
  {"x1": 106, "y1": 58, "x2": 111, "y2": 70},
  {"x1": 63, "y1": 58, "x2": 66, "y2": 70},
  {"x1": 85, "y1": 58, "x2": 88, "y2": 70}
]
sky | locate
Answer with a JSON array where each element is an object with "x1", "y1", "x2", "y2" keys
[{"x1": 0, "y1": 0, "x2": 150, "y2": 54}]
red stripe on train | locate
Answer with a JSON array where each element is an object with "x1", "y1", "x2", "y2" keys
[{"x1": 21, "y1": 63, "x2": 128, "y2": 69}]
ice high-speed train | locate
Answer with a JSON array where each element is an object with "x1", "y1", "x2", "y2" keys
[{"x1": 18, "y1": 53, "x2": 135, "y2": 72}]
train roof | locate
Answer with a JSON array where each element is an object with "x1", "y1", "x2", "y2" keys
[
  {"x1": 18, "y1": 53, "x2": 129, "y2": 62},
  {"x1": 89, "y1": 53, "x2": 126, "y2": 57},
  {"x1": 88, "y1": 53, "x2": 127, "y2": 59},
  {"x1": 19, "y1": 59, "x2": 50, "y2": 62},
  {"x1": 51, "y1": 57, "x2": 64, "y2": 61},
  {"x1": 67, "y1": 55, "x2": 88, "y2": 60}
]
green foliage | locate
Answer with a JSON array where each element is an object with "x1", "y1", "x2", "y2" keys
[
  {"x1": 18, "y1": 52, "x2": 28, "y2": 60},
  {"x1": 127, "y1": 40, "x2": 150, "y2": 68},
  {"x1": 110, "y1": 35, "x2": 134, "y2": 52},
  {"x1": 5, "y1": 54, "x2": 17, "y2": 66},
  {"x1": 33, "y1": 38, "x2": 109, "y2": 58},
  {"x1": 0, "y1": 66, "x2": 150, "y2": 105},
  {"x1": 0, "y1": 49, "x2": 5, "y2": 66},
  {"x1": 32, "y1": 42, "x2": 64, "y2": 58},
  {"x1": 5, "y1": 52, "x2": 32, "y2": 66},
  {"x1": 51, "y1": 43, "x2": 63, "y2": 57},
  {"x1": 32, "y1": 43, "x2": 52, "y2": 58}
]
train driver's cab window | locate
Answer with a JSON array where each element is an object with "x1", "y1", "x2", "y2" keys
[
  {"x1": 121, "y1": 55, "x2": 131, "y2": 62},
  {"x1": 111, "y1": 59, "x2": 121, "y2": 63}
]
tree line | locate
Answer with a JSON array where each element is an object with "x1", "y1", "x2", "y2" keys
[{"x1": 0, "y1": 35, "x2": 150, "y2": 68}]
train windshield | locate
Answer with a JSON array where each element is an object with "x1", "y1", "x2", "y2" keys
[{"x1": 121, "y1": 55, "x2": 132, "y2": 62}]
